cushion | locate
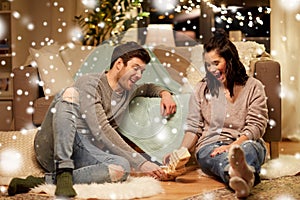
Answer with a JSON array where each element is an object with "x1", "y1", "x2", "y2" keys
[
  {"x1": 186, "y1": 44, "x2": 205, "y2": 87},
  {"x1": 0, "y1": 129, "x2": 45, "y2": 185},
  {"x1": 153, "y1": 45, "x2": 191, "y2": 81},
  {"x1": 233, "y1": 41, "x2": 266, "y2": 73},
  {"x1": 23, "y1": 43, "x2": 62, "y2": 66},
  {"x1": 153, "y1": 45, "x2": 205, "y2": 90},
  {"x1": 60, "y1": 43, "x2": 95, "y2": 78},
  {"x1": 29, "y1": 47, "x2": 74, "y2": 96},
  {"x1": 33, "y1": 96, "x2": 54, "y2": 126},
  {"x1": 74, "y1": 43, "x2": 114, "y2": 78}
]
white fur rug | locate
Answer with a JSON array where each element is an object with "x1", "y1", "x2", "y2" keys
[
  {"x1": 260, "y1": 154, "x2": 300, "y2": 179},
  {"x1": 31, "y1": 176, "x2": 163, "y2": 199}
]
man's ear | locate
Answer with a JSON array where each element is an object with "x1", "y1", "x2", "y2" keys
[{"x1": 114, "y1": 58, "x2": 124, "y2": 71}]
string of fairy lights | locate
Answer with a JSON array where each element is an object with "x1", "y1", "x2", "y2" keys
[{"x1": 151, "y1": 0, "x2": 271, "y2": 37}]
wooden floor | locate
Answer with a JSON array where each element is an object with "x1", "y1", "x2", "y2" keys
[
  {"x1": 141, "y1": 141, "x2": 300, "y2": 200},
  {"x1": 144, "y1": 169, "x2": 224, "y2": 200}
]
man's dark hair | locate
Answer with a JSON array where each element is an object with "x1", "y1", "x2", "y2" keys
[{"x1": 110, "y1": 41, "x2": 151, "y2": 69}]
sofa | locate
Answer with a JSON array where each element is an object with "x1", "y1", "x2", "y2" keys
[{"x1": 12, "y1": 41, "x2": 281, "y2": 159}]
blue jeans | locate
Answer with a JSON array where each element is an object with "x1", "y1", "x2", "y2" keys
[
  {"x1": 35, "y1": 87, "x2": 130, "y2": 184},
  {"x1": 196, "y1": 140, "x2": 266, "y2": 185}
]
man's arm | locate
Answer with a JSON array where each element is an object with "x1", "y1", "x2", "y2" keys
[
  {"x1": 133, "y1": 83, "x2": 177, "y2": 116},
  {"x1": 159, "y1": 90, "x2": 177, "y2": 116},
  {"x1": 76, "y1": 75, "x2": 148, "y2": 170}
]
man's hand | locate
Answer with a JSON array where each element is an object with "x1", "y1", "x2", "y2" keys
[
  {"x1": 162, "y1": 153, "x2": 172, "y2": 165},
  {"x1": 139, "y1": 161, "x2": 167, "y2": 180},
  {"x1": 160, "y1": 91, "x2": 177, "y2": 116}
]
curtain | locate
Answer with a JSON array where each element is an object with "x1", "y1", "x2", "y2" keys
[{"x1": 271, "y1": 0, "x2": 300, "y2": 141}]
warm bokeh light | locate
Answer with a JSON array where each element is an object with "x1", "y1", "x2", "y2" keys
[
  {"x1": 0, "y1": 17, "x2": 7, "y2": 40},
  {"x1": 27, "y1": 23, "x2": 35, "y2": 31},
  {"x1": 81, "y1": 0, "x2": 97, "y2": 9},
  {"x1": 0, "y1": 149, "x2": 22, "y2": 174},
  {"x1": 296, "y1": 13, "x2": 300, "y2": 21},
  {"x1": 278, "y1": 0, "x2": 300, "y2": 11},
  {"x1": 12, "y1": 11, "x2": 21, "y2": 19},
  {"x1": 152, "y1": 0, "x2": 177, "y2": 13}
]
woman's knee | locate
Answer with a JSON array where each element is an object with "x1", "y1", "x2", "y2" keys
[
  {"x1": 196, "y1": 145, "x2": 215, "y2": 167},
  {"x1": 241, "y1": 140, "x2": 266, "y2": 165},
  {"x1": 241, "y1": 140, "x2": 265, "y2": 155},
  {"x1": 196, "y1": 150, "x2": 213, "y2": 172}
]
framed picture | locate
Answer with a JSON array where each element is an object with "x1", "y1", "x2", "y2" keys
[{"x1": 0, "y1": 73, "x2": 12, "y2": 98}]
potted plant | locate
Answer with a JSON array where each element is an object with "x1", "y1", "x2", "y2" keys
[{"x1": 75, "y1": 0, "x2": 149, "y2": 46}]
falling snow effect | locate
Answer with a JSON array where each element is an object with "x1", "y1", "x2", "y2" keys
[{"x1": 0, "y1": 0, "x2": 299, "y2": 199}]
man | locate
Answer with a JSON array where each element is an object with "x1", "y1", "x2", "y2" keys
[{"x1": 8, "y1": 41, "x2": 176, "y2": 197}]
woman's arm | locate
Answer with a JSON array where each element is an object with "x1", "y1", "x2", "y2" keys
[
  {"x1": 180, "y1": 131, "x2": 199, "y2": 152},
  {"x1": 242, "y1": 78, "x2": 268, "y2": 140},
  {"x1": 163, "y1": 83, "x2": 204, "y2": 164}
]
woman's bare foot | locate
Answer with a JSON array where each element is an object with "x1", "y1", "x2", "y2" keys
[
  {"x1": 228, "y1": 144, "x2": 254, "y2": 198},
  {"x1": 229, "y1": 176, "x2": 250, "y2": 198}
]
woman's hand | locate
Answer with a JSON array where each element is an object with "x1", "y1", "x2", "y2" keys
[
  {"x1": 139, "y1": 161, "x2": 167, "y2": 180},
  {"x1": 160, "y1": 91, "x2": 177, "y2": 116},
  {"x1": 210, "y1": 135, "x2": 250, "y2": 157},
  {"x1": 210, "y1": 145, "x2": 231, "y2": 157}
]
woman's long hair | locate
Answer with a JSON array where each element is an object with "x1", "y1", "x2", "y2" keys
[{"x1": 204, "y1": 29, "x2": 248, "y2": 97}]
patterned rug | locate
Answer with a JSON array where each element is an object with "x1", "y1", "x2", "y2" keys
[
  {"x1": 186, "y1": 175, "x2": 300, "y2": 200},
  {"x1": 0, "y1": 193, "x2": 51, "y2": 200}
]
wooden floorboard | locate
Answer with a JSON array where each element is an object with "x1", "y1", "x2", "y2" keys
[
  {"x1": 143, "y1": 169, "x2": 225, "y2": 200},
  {"x1": 140, "y1": 141, "x2": 300, "y2": 200}
]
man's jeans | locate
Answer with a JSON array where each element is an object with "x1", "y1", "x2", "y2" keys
[
  {"x1": 35, "y1": 88, "x2": 130, "y2": 184},
  {"x1": 196, "y1": 140, "x2": 266, "y2": 184}
]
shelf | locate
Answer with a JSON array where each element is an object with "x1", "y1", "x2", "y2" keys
[
  {"x1": 0, "y1": 100, "x2": 13, "y2": 131},
  {"x1": 0, "y1": 95, "x2": 12, "y2": 100},
  {"x1": 0, "y1": 10, "x2": 11, "y2": 13},
  {"x1": 0, "y1": 72, "x2": 12, "y2": 99},
  {"x1": 0, "y1": 48, "x2": 11, "y2": 54},
  {"x1": 0, "y1": 1, "x2": 13, "y2": 131},
  {"x1": 0, "y1": 51, "x2": 11, "y2": 55},
  {"x1": 0, "y1": 53, "x2": 12, "y2": 57}
]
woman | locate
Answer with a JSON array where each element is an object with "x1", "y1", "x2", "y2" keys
[{"x1": 164, "y1": 30, "x2": 268, "y2": 198}]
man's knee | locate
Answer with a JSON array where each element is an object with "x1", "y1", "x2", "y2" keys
[
  {"x1": 62, "y1": 87, "x2": 79, "y2": 104},
  {"x1": 108, "y1": 164, "x2": 129, "y2": 182}
]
